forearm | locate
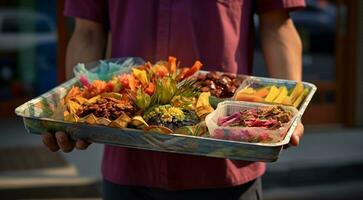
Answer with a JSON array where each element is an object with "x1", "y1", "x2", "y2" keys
[
  {"x1": 259, "y1": 11, "x2": 302, "y2": 81},
  {"x1": 65, "y1": 19, "x2": 107, "y2": 79}
]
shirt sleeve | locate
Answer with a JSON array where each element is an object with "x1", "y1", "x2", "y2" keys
[
  {"x1": 64, "y1": 0, "x2": 108, "y2": 24},
  {"x1": 255, "y1": 0, "x2": 306, "y2": 14}
]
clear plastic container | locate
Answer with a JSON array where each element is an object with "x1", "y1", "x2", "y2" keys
[
  {"x1": 205, "y1": 101, "x2": 298, "y2": 143},
  {"x1": 232, "y1": 76, "x2": 317, "y2": 115}
]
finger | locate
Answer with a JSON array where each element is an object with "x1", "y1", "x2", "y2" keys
[
  {"x1": 290, "y1": 133, "x2": 300, "y2": 146},
  {"x1": 75, "y1": 139, "x2": 91, "y2": 150},
  {"x1": 55, "y1": 132, "x2": 74, "y2": 153},
  {"x1": 290, "y1": 123, "x2": 304, "y2": 146},
  {"x1": 42, "y1": 132, "x2": 60, "y2": 152}
]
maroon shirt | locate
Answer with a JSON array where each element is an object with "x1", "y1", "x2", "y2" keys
[{"x1": 65, "y1": 0, "x2": 305, "y2": 190}]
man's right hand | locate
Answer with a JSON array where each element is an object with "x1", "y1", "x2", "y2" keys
[{"x1": 42, "y1": 132, "x2": 90, "y2": 152}]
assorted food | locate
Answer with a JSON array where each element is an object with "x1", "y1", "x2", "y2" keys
[
  {"x1": 217, "y1": 106, "x2": 293, "y2": 129},
  {"x1": 234, "y1": 82, "x2": 308, "y2": 108},
  {"x1": 63, "y1": 57, "x2": 214, "y2": 136},
  {"x1": 61, "y1": 57, "x2": 310, "y2": 143},
  {"x1": 207, "y1": 102, "x2": 296, "y2": 143}
]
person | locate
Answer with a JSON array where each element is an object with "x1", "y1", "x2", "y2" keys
[{"x1": 42, "y1": 0, "x2": 305, "y2": 199}]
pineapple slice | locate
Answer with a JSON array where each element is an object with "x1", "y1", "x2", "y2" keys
[
  {"x1": 273, "y1": 86, "x2": 288, "y2": 104},
  {"x1": 196, "y1": 92, "x2": 214, "y2": 118},
  {"x1": 293, "y1": 88, "x2": 309, "y2": 108},
  {"x1": 265, "y1": 86, "x2": 280, "y2": 102},
  {"x1": 290, "y1": 82, "x2": 304, "y2": 103}
]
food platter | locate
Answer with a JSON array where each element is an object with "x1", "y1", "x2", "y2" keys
[{"x1": 15, "y1": 57, "x2": 316, "y2": 162}]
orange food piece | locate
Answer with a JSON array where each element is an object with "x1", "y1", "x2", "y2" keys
[
  {"x1": 255, "y1": 87, "x2": 269, "y2": 98},
  {"x1": 168, "y1": 56, "x2": 177, "y2": 74},
  {"x1": 153, "y1": 64, "x2": 169, "y2": 78},
  {"x1": 64, "y1": 86, "x2": 83, "y2": 103},
  {"x1": 181, "y1": 60, "x2": 203, "y2": 79},
  {"x1": 282, "y1": 96, "x2": 292, "y2": 105},
  {"x1": 145, "y1": 82, "x2": 155, "y2": 95},
  {"x1": 235, "y1": 92, "x2": 264, "y2": 102}
]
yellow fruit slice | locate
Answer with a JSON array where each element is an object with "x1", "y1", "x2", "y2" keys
[
  {"x1": 265, "y1": 86, "x2": 280, "y2": 102},
  {"x1": 196, "y1": 92, "x2": 214, "y2": 119},
  {"x1": 290, "y1": 82, "x2": 304, "y2": 103},
  {"x1": 293, "y1": 88, "x2": 309, "y2": 108},
  {"x1": 196, "y1": 92, "x2": 211, "y2": 108},
  {"x1": 274, "y1": 86, "x2": 288, "y2": 103}
]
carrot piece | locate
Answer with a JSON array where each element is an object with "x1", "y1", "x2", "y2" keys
[
  {"x1": 168, "y1": 56, "x2": 177, "y2": 74},
  {"x1": 145, "y1": 82, "x2": 155, "y2": 95},
  {"x1": 181, "y1": 60, "x2": 203, "y2": 79}
]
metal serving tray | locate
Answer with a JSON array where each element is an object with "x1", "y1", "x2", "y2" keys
[{"x1": 15, "y1": 58, "x2": 316, "y2": 162}]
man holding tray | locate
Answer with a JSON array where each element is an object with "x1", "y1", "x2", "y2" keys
[{"x1": 43, "y1": 0, "x2": 305, "y2": 199}]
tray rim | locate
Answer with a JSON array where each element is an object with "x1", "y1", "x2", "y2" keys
[{"x1": 19, "y1": 114, "x2": 294, "y2": 148}]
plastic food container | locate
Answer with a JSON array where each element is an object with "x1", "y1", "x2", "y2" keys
[
  {"x1": 206, "y1": 101, "x2": 299, "y2": 143},
  {"x1": 233, "y1": 76, "x2": 317, "y2": 115}
]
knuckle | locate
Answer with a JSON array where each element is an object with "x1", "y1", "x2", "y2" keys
[
  {"x1": 62, "y1": 147, "x2": 74, "y2": 153},
  {"x1": 75, "y1": 140, "x2": 88, "y2": 150}
]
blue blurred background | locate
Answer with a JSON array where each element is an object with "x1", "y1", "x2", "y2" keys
[{"x1": 0, "y1": 0, "x2": 57, "y2": 101}]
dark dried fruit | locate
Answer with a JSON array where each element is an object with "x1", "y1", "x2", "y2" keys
[{"x1": 196, "y1": 71, "x2": 244, "y2": 98}]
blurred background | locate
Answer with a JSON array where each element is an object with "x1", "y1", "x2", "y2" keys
[{"x1": 0, "y1": 0, "x2": 362, "y2": 199}]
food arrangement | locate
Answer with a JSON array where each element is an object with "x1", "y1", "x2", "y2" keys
[
  {"x1": 206, "y1": 101, "x2": 297, "y2": 143},
  {"x1": 60, "y1": 57, "x2": 310, "y2": 143},
  {"x1": 63, "y1": 57, "x2": 216, "y2": 135},
  {"x1": 234, "y1": 82, "x2": 308, "y2": 108}
]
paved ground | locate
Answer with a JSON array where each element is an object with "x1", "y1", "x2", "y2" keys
[
  {"x1": 0, "y1": 117, "x2": 102, "y2": 199},
  {"x1": 263, "y1": 126, "x2": 363, "y2": 200},
  {"x1": 1, "y1": 117, "x2": 363, "y2": 199}
]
